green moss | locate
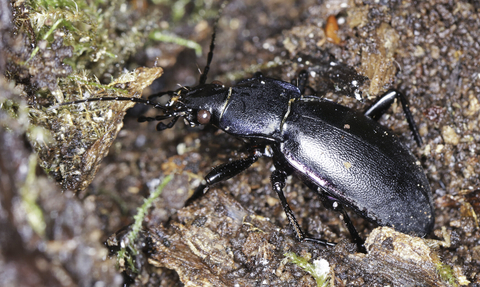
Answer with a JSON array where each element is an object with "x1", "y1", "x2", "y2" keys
[
  {"x1": 149, "y1": 31, "x2": 202, "y2": 57},
  {"x1": 0, "y1": 99, "x2": 20, "y2": 118},
  {"x1": 27, "y1": 0, "x2": 150, "y2": 75},
  {"x1": 129, "y1": 174, "x2": 173, "y2": 244},
  {"x1": 117, "y1": 175, "x2": 173, "y2": 273},
  {"x1": 19, "y1": 155, "x2": 46, "y2": 238},
  {"x1": 25, "y1": 0, "x2": 216, "y2": 76},
  {"x1": 284, "y1": 252, "x2": 330, "y2": 287},
  {"x1": 436, "y1": 262, "x2": 458, "y2": 287}
]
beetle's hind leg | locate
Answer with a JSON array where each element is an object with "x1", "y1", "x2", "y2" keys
[
  {"x1": 185, "y1": 153, "x2": 260, "y2": 206},
  {"x1": 271, "y1": 169, "x2": 336, "y2": 248},
  {"x1": 364, "y1": 89, "x2": 423, "y2": 146}
]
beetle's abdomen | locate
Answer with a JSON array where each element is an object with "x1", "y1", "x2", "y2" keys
[{"x1": 279, "y1": 99, "x2": 434, "y2": 236}]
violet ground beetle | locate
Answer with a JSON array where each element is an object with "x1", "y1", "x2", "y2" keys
[{"x1": 55, "y1": 14, "x2": 434, "y2": 252}]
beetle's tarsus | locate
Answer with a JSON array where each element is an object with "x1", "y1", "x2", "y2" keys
[
  {"x1": 185, "y1": 184, "x2": 208, "y2": 206},
  {"x1": 156, "y1": 117, "x2": 178, "y2": 131}
]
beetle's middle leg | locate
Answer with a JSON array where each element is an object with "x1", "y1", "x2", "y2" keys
[
  {"x1": 364, "y1": 89, "x2": 423, "y2": 146},
  {"x1": 186, "y1": 153, "x2": 260, "y2": 205},
  {"x1": 320, "y1": 196, "x2": 366, "y2": 252},
  {"x1": 271, "y1": 169, "x2": 336, "y2": 247}
]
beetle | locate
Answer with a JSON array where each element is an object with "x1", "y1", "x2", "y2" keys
[{"x1": 57, "y1": 24, "x2": 434, "y2": 251}]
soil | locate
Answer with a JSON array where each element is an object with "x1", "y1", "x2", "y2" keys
[{"x1": 1, "y1": 0, "x2": 479, "y2": 286}]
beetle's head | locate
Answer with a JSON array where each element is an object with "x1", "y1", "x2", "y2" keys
[{"x1": 155, "y1": 81, "x2": 229, "y2": 130}]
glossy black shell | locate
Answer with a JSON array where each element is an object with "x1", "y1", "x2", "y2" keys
[
  {"x1": 277, "y1": 99, "x2": 434, "y2": 236},
  {"x1": 185, "y1": 76, "x2": 434, "y2": 237}
]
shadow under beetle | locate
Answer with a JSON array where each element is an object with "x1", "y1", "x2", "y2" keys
[{"x1": 58, "y1": 20, "x2": 435, "y2": 251}]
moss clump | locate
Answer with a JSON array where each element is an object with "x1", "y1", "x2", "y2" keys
[{"x1": 284, "y1": 252, "x2": 331, "y2": 287}]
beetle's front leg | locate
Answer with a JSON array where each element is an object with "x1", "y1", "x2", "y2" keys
[
  {"x1": 364, "y1": 89, "x2": 423, "y2": 146},
  {"x1": 271, "y1": 169, "x2": 336, "y2": 247},
  {"x1": 186, "y1": 154, "x2": 260, "y2": 205}
]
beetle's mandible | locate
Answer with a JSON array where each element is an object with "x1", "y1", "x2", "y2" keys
[{"x1": 56, "y1": 16, "x2": 434, "y2": 251}]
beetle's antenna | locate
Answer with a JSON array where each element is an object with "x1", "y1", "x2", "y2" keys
[
  {"x1": 199, "y1": 1, "x2": 227, "y2": 85},
  {"x1": 198, "y1": 25, "x2": 216, "y2": 85},
  {"x1": 48, "y1": 96, "x2": 168, "y2": 111}
]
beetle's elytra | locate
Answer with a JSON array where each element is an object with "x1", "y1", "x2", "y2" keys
[{"x1": 56, "y1": 15, "x2": 434, "y2": 251}]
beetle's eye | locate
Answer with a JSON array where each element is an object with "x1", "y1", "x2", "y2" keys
[
  {"x1": 197, "y1": 109, "x2": 211, "y2": 125},
  {"x1": 211, "y1": 80, "x2": 224, "y2": 86}
]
